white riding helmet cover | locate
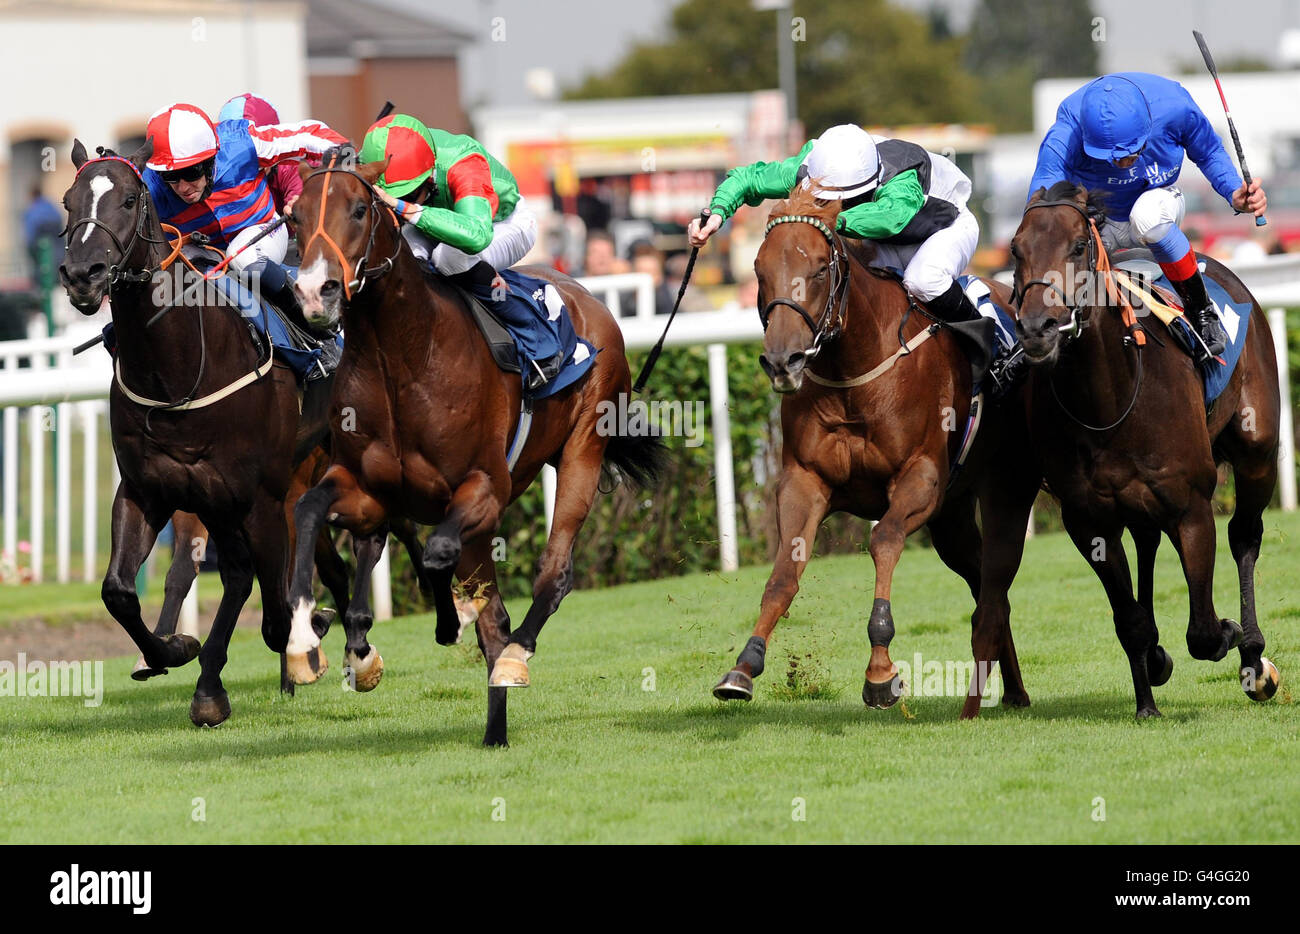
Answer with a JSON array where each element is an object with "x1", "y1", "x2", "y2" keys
[{"x1": 802, "y1": 125, "x2": 881, "y2": 200}]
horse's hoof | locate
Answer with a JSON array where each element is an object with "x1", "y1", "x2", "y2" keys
[
  {"x1": 863, "y1": 671, "x2": 905, "y2": 709},
  {"x1": 1135, "y1": 705, "x2": 1163, "y2": 719},
  {"x1": 1243, "y1": 657, "x2": 1280, "y2": 702},
  {"x1": 190, "y1": 691, "x2": 231, "y2": 727},
  {"x1": 1001, "y1": 692, "x2": 1031, "y2": 708},
  {"x1": 1147, "y1": 645, "x2": 1174, "y2": 687},
  {"x1": 161, "y1": 633, "x2": 201, "y2": 667},
  {"x1": 311, "y1": 606, "x2": 337, "y2": 639},
  {"x1": 345, "y1": 648, "x2": 384, "y2": 692},
  {"x1": 131, "y1": 655, "x2": 168, "y2": 681},
  {"x1": 489, "y1": 644, "x2": 531, "y2": 688},
  {"x1": 1218, "y1": 619, "x2": 1244, "y2": 659},
  {"x1": 286, "y1": 647, "x2": 327, "y2": 685},
  {"x1": 713, "y1": 669, "x2": 754, "y2": 701}
]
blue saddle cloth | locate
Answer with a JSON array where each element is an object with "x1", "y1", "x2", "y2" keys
[
  {"x1": 463, "y1": 267, "x2": 597, "y2": 400},
  {"x1": 101, "y1": 267, "x2": 340, "y2": 383},
  {"x1": 1147, "y1": 267, "x2": 1249, "y2": 405}
]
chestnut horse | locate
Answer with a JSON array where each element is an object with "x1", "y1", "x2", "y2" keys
[
  {"x1": 284, "y1": 155, "x2": 663, "y2": 746},
  {"x1": 60, "y1": 138, "x2": 340, "y2": 725},
  {"x1": 1009, "y1": 183, "x2": 1281, "y2": 716},
  {"x1": 713, "y1": 184, "x2": 1042, "y2": 717}
]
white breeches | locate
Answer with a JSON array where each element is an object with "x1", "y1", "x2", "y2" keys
[
  {"x1": 870, "y1": 206, "x2": 980, "y2": 301},
  {"x1": 403, "y1": 196, "x2": 539, "y2": 275}
]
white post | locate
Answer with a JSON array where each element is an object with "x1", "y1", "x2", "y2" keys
[
  {"x1": 371, "y1": 536, "x2": 393, "y2": 622},
  {"x1": 1269, "y1": 308, "x2": 1296, "y2": 512},
  {"x1": 81, "y1": 403, "x2": 97, "y2": 582},
  {"x1": 179, "y1": 579, "x2": 200, "y2": 638},
  {"x1": 28, "y1": 404, "x2": 44, "y2": 583},
  {"x1": 708, "y1": 343, "x2": 739, "y2": 572},
  {"x1": 3, "y1": 401, "x2": 16, "y2": 565},
  {"x1": 542, "y1": 464, "x2": 557, "y2": 538},
  {"x1": 56, "y1": 401, "x2": 71, "y2": 583}
]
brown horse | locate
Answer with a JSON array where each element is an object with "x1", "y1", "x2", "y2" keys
[
  {"x1": 1009, "y1": 182, "x2": 1282, "y2": 716},
  {"x1": 59, "y1": 139, "x2": 338, "y2": 725},
  {"x1": 713, "y1": 184, "x2": 1042, "y2": 717},
  {"x1": 283, "y1": 155, "x2": 663, "y2": 746}
]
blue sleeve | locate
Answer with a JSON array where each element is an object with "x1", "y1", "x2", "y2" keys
[
  {"x1": 1179, "y1": 91, "x2": 1242, "y2": 204},
  {"x1": 1028, "y1": 115, "x2": 1078, "y2": 201}
]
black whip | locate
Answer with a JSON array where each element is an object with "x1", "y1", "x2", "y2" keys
[{"x1": 632, "y1": 208, "x2": 711, "y2": 393}]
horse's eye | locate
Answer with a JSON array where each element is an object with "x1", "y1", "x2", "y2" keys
[
  {"x1": 122, "y1": 195, "x2": 136, "y2": 208},
  {"x1": 814, "y1": 264, "x2": 828, "y2": 279},
  {"x1": 1070, "y1": 240, "x2": 1086, "y2": 257},
  {"x1": 1009, "y1": 242, "x2": 1021, "y2": 260},
  {"x1": 352, "y1": 203, "x2": 367, "y2": 220}
]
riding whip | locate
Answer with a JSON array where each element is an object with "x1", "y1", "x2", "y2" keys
[
  {"x1": 1193, "y1": 30, "x2": 1267, "y2": 227},
  {"x1": 632, "y1": 208, "x2": 711, "y2": 393}
]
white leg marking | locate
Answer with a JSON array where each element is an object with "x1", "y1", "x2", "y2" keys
[{"x1": 287, "y1": 596, "x2": 321, "y2": 655}]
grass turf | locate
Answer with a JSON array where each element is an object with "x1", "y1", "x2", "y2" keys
[{"x1": 1, "y1": 510, "x2": 1297, "y2": 844}]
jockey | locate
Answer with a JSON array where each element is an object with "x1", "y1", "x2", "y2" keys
[
  {"x1": 691, "y1": 124, "x2": 985, "y2": 326},
  {"x1": 1028, "y1": 72, "x2": 1268, "y2": 359},
  {"x1": 142, "y1": 102, "x2": 347, "y2": 316},
  {"x1": 216, "y1": 93, "x2": 304, "y2": 216},
  {"x1": 359, "y1": 114, "x2": 538, "y2": 279}
]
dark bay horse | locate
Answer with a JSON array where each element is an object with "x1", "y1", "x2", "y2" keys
[
  {"x1": 284, "y1": 156, "x2": 663, "y2": 746},
  {"x1": 713, "y1": 184, "x2": 1042, "y2": 718},
  {"x1": 60, "y1": 139, "x2": 339, "y2": 725},
  {"x1": 1010, "y1": 182, "x2": 1282, "y2": 716}
]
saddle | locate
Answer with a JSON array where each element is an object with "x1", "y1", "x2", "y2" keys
[{"x1": 450, "y1": 283, "x2": 521, "y2": 374}]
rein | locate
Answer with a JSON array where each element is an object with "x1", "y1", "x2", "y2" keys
[
  {"x1": 1016, "y1": 197, "x2": 1147, "y2": 432},
  {"x1": 302, "y1": 165, "x2": 401, "y2": 300}
]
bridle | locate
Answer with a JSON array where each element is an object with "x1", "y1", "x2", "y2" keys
[
  {"x1": 1012, "y1": 196, "x2": 1147, "y2": 432},
  {"x1": 1010, "y1": 197, "x2": 1100, "y2": 342},
  {"x1": 758, "y1": 213, "x2": 851, "y2": 361},
  {"x1": 65, "y1": 155, "x2": 175, "y2": 286},
  {"x1": 301, "y1": 164, "x2": 401, "y2": 301}
]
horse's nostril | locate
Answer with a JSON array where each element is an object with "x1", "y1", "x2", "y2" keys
[
  {"x1": 321, "y1": 280, "x2": 341, "y2": 297},
  {"x1": 787, "y1": 351, "x2": 806, "y2": 370},
  {"x1": 87, "y1": 263, "x2": 107, "y2": 281}
]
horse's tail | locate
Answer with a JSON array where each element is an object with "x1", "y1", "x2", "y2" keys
[{"x1": 603, "y1": 430, "x2": 668, "y2": 490}]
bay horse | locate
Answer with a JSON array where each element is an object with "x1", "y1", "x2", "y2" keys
[
  {"x1": 284, "y1": 155, "x2": 663, "y2": 746},
  {"x1": 713, "y1": 183, "x2": 1043, "y2": 718},
  {"x1": 1009, "y1": 182, "x2": 1282, "y2": 716},
  {"x1": 59, "y1": 138, "x2": 341, "y2": 725}
]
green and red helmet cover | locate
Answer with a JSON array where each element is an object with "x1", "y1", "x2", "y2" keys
[{"x1": 361, "y1": 114, "x2": 438, "y2": 197}]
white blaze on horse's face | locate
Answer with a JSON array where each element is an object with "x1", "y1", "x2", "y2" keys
[
  {"x1": 81, "y1": 174, "x2": 114, "y2": 244},
  {"x1": 294, "y1": 254, "x2": 331, "y2": 320}
]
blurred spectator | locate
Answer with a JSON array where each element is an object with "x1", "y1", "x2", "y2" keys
[
  {"x1": 23, "y1": 185, "x2": 65, "y2": 279},
  {"x1": 665, "y1": 252, "x2": 713, "y2": 313},
  {"x1": 584, "y1": 229, "x2": 628, "y2": 276},
  {"x1": 629, "y1": 239, "x2": 672, "y2": 315}
]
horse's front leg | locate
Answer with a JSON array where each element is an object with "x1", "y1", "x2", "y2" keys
[
  {"x1": 862, "y1": 458, "x2": 943, "y2": 709},
  {"x1": 103, "y1": 484, "x2": 201, "y2": 674},
  {"x1": 423, "y1": 470, "x2": 505, "y2": 649},
  {"x1": 714, "y1": 466, "x2": 830, "y2": 701},
  {"x1": 286, "y1": 465, "x2": 387, "y2": 684},
  {"x1": 132, "y1": 511, "x2": 207, "y2": 680},
  {"x1": 338, "y1": 527, "x2": 389, "y2": 693}
]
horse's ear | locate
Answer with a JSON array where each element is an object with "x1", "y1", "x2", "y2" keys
[
  {"x1": 1026, "y1": 186, "x2": 1047, "y2": 205},
  {"x1": 298, "y1": 159, "x2": 314, "y2": 183},
  {"x1": 358, "y1": 157, "x2": 389, "y2": 186},
  {"x1": 128, "y1": 136, "x2": 153, "y2": 173},
  {"x1": 71, "y1": 139, "x2": 88, "y2": 170}
]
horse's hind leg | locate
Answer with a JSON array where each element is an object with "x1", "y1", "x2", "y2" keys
[
  {"x1": 862, "y1": 458, "x2": 943, "y2": 709},
  {"x1": 133, "y1": 511, "x2": 208, "y2": 680},
  {"x1": 488, "y1": 442, "x2": 599, "y2": 688},
  {"x1": 1169, "y1": 495, "x2": 1241, "y2": 662},
  {"x1": 338, "y1": 528, "x2": 387, "y2": 692},
  {"x1": 458, "y1": 537, "x2": 511, "y2": 746},
  {"x1": 1227, "y1": 454, "x2": 1281, "y2": 701},
  {"x1": 423, "y1": 470, "x2": 504, "y2": 648},
  {"x1": 714, "y1": 466, "x2": 830, "y2": 701},
  {"x1": 103, "y1": 484, "x2": 201, "y2": 676},
  {"x1": 1133, "y1": 526, "x2": 1174, "y2": 688},
  {"x1": 1063, "y1": 511, "x2": 1160, "y2": 718}
]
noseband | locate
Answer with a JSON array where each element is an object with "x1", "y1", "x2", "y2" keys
[
  {"x1": 302, "y1": 165, "x2": 401, "y2": 301},
  {"x1": 759, "y1": 214, "x2": 851, "y2": 360}
]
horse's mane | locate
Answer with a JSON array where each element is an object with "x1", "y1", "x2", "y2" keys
[
  {"x1": 766, "y1": 179, "x2": 878, "y2": 265},
  {"x1": 1029, "y1": 180, "x2": 1109, "y2": 225}
]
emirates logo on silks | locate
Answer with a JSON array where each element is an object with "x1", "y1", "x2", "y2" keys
[{"x1": 1145, "y1": 161, "x2": 1161, "y2": 181}]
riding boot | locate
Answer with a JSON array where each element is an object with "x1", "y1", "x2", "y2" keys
[
  {"x1": 1167, "y1": 268, "x2": 1226, "y2": 359},
  {"x1": 925, "y1": 280, "x2": 980, "y2": 323},
  {"x1": 988, "y1": 346, "x2": 1030, "y2": 400}
]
